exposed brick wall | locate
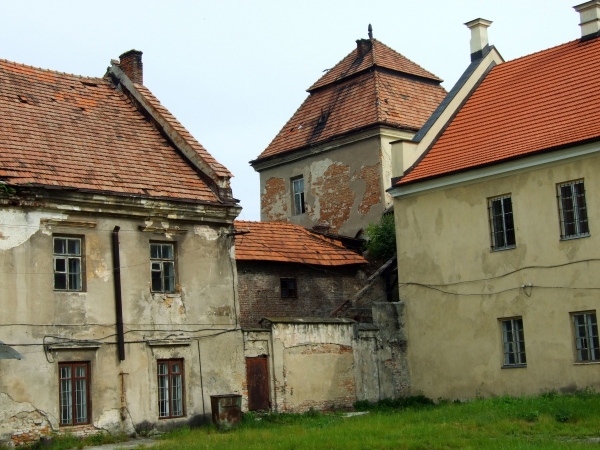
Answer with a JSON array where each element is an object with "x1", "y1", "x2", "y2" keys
[
  {"x1": 238, "y1": 261, "x2": 370, "y2": 327},
  {"x1": 354, "y1": 163, "x2": 381, "y2": 215},
  {"x1": 261, "y1": 177, "x2": 289, "y2": 222}
]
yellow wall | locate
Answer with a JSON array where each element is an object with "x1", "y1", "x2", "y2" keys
[{"x1": 394, "y1": 152, "x2": 600, "y2": 400}]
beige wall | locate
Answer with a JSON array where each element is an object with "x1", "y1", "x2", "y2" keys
[
  {"x1": 257, "y1": 127, "x2": 413, "y2": 237},
  {"x1": 394, "y1": 152, "x2": 600, "y2": 400},
  {"x1": 0, "y1": 193, "x2": 244, "y2": 444}
]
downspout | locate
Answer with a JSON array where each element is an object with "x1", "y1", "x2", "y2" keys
[{"x1": 112, "y1": 226, "x2": 125, "y2": 361}]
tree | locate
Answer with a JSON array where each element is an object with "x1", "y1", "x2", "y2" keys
[{"x1": 364, "y1": 214, "x2": 396, "y2": 260}]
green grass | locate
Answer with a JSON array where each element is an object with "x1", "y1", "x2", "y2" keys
[
  {"x1": 151, "y1": 390, "x2": 600, "y2": 450},
  {"x1": 24, "y1": 431, "x2": 129, "y2": 450}
]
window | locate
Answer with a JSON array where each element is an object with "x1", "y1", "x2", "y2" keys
[
  {"x1": 280, "y1": 278, "x2": 297, "y2": 298},
  {"x1": 59, "y1": 362, "x2": 90, "y2": 426},
  {"x1": 501, "y1": 318, "x2": 526, "y2": 366},
  {"x1": 573, "y1": 312, "x2": 599, "y2": 362},
  {"x1": 292, "y1": 177, "x2": 305, "y2": 215},
  {"x1": 489, "y1": 196, "x2": 516, "y2": 250},
  {"x1": 558, "y1": 180, "x2": 589, "y2": 239},
  {"x1": 158, "y1": 359, "x2": 184, "y2": 418},
  {"x1": 53, "y1": 237, "x2": 82, "y2": 291},
  {"x1": 150, "y1": 243, "x2": 175, "y2": 293}
]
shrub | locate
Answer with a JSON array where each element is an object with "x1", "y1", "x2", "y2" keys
[
  {"x1": 555, "y1": 409, "x2": 574, "y2": 423},
  {"x1": 364, "y1": 214, "x2": 396, "y2": 260}
]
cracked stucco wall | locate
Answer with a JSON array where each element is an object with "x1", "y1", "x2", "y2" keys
[{"x1": 0, "y1": 203, "x2": 244, "y2": 446}]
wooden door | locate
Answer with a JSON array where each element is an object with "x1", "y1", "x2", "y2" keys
[{"x1": 246, "y1": 356, "x2": 270, "y2": 410}]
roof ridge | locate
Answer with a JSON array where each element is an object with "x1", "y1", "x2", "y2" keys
[
  {"x1": 371, "y1": 39, "x2": 442, "y2": 82},
  {"x1": 501, "y1": 37, "x2": 581, "y2": 66},
  {"x1": 0, "y1": 58, "x2": 105, "y2": 81}
]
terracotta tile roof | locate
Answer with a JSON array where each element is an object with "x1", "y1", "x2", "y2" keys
[
  {"x1": 398, "y1": 37, "x2": 600, "y2": 186},
  {"x1": 0, "y1": 58, "x2": 228, "y2": 203},
  {"x1": 309, "y1": 39, "x2": 442, "y2": 91},
  {"x1": 255, "y1": 40, "x2": 446, "y2": 162},
  {"x1": 234, "y1": 220, "x2": 366, "y2": 266}
]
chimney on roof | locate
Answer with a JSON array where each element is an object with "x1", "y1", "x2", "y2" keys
[
  {"x1": 119, "y1": 49, "x2": 143, "y2": 85},
  {"x1": 464, "y1": 18, "x2": 492, "y2": 61},
  {"x1": 574, "y1": 1, "x2": 600, "y2": 40},
  {"x1": 356, "y1": 39, "x2": 372, "y2": 58}
]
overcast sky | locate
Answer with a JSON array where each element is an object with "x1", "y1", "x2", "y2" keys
[{"x1": 2, "y1": 0, "x2": 578, "y2": 220}]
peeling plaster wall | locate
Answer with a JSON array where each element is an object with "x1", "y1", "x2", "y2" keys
[
  {"x1": 258, "y1": 129, "x2": 412, "y2": 237},
  {"x1": 0, "y1": 202, "x2": 244, "y2": 445},
  {"x1": 394, "y1": 154, "x2": 600, "y2": 400}
]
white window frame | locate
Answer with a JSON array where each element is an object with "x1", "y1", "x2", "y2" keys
[
  {"x1": 53, "y1": 236, "x2": 83, "y2": 291},
  {"x1": 292, "y1": 177, "x2": 305, "y2": 215},
  {"x1": 572, "y1": 312, "x2": 599, "y2": 363},
  {"x1": 488, "y1": 195, "x2": 516, "y2": 251},
  {"x1": 501, "y1": 318, "x2": 526, "y2": 367},
  {"x1": 557, "y1": 180, "x2": 590, "y2": 239},
  {"x1": 150, "y1": 243, "x2": 176, "y2": 293}
]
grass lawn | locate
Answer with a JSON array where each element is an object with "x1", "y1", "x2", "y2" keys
[{"x1": 149, "y1": 390, "x2": 600, "y2": 450}]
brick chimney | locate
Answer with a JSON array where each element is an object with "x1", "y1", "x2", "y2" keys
[
  {"x1": 356, "y1": 39, "x2": 372, "y2": 58},
  {"x1": 574, "y1": 1, "x2": 600, "y2": 40},
  {"x1": 119, "y1": 50, "x2": 143, "y2": 85},
  {"x1": 464, "y1": 18, "x2": 492, "y2": 61}
]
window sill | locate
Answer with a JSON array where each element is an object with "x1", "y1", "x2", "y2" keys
[
  {"x1": 560, "y1": 233, "x2": 590, "y2": 241},
  {"x1": 574, "y1": 360, "x2": 600, "y2": 365},
  {"x1": 159, "y1": 415, "x2": 186, "y2": 420},
  {"x1": 491, "y1": 245, "x2": 516, "y2": 252},
  {"x1": 501, "y1": 364, "x2": 527, "y2": 369}
]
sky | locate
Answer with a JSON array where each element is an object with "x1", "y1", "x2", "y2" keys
[{"x1": 1, "y1": 0, "x2": 578, "y2": 220}]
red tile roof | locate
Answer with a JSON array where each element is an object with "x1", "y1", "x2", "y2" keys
[
  {"x1": 254, "y1": 39, "x2": 446, "y2": 162},
  {"x1": 234, "y1": 220, "x2": 366, "y2": 266},
  {"x1": 398, "y1": 37, "x2": 600, "y2": 186},
  {"x1": 0, "y1": 58, "x2": 229, "y2": 203}
]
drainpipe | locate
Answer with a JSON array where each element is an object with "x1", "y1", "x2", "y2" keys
[{"x1": 112, "y1": 226, "x2": 125, "y2": 361}]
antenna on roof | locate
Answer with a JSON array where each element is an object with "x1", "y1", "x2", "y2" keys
[{"x1": 368, "y1": 24, "x2": 373, "y2": 39}]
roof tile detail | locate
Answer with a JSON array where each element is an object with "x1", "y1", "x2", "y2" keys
[
  {"x1": 234, "y1": 220, "x2": 366, "y2": 266},
  {"x1": 309, "y1": 39, "x2": 442, "y2": 91},
  {"x1": 256, "y1": 69, "x2": 446, "y2": 161},
  {"x1": 0, "y1": 59, "x2": 225, "y2": 202},
  {"x1": 398, "y1": 38, "x2": 600, "y2": 185}
]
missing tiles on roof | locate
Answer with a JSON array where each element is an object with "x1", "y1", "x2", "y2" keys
[{"x1": 81, "y1": 81, "x2": 98, "y2": 87}]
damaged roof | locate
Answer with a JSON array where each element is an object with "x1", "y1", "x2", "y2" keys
[
  {"x1": 253, "y1": 39, "x2": 446, "y2": 163},
  {"x1": 0, "y1": 57, "x2": 231, "y2": 203},
  {"x1": 234, "y1": 220, "x2": 367, "y2": 266},
  {"x1": 397, "y1": 37, "x2": 600, "y2": 186}
]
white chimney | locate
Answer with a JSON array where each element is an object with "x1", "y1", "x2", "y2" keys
[
  {"x1": 465, "y1": 18, "x2": 492, "y2": 60},
  {"x1": 574, "y1": 1, "x2": 600, "y2": 39}
]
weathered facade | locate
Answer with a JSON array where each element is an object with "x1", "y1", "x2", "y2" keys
[
  {"x1": 389, "y1": 5, "x2": 600, "y2": 400},
  {"x1": 0, "y1": 51, "x2": 243, "y2": 447},
  {"x1": 252, "y1": 34, "x2": 447, "y2": 237}
]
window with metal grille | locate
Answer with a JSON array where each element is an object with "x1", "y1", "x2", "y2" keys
[
  {"x1": 557, "y1": 180, "x2": 589, "y2": 239},
  {"x1": 488, "y1": 196, "x2": 516, "y2": 251},
  {"x1": 573, "y1": 312, "x2": 599, "y2": 362},
  {"x1": 157, "y1": 359, "x2": 184, "y2": 418},
  {"x1": 59, "y1": 362, "x2": 90, "y2": 426},
  {"x1": 53, "y1": 237, "x2": 83, "y2": 291},
  {"x1": 501, "y1": 318, "x2": 526, "y2": 366},
  {"x1": 292, "y1": 177, "x2": 305, "y2": 215},
  {"x1": 150, "y1": 243, "x2": 175, "y2": 293},
  {"x1": 280, "y1": 278, "x2": 297, "y2": 298}
]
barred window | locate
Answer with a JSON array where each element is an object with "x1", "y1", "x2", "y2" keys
[
  {"x1": 558, "y1": 180, "x2": 589, "y2": 239},
  {"x1": 59, "y1": 362, "x2": 90, "y2": 426},
  {"x1": 489, "y1": 196, "x2": 516, "y2": 250},
  {"x1": 158, "y1": 359, "x2": 184, "y2": 418},
  {"x1": 150, "y1": 243, "x2": 175, "y2": 293},
  {"x1": 573, "y1": 312, "x2": 599, "y2": 362},
  {"x1": 292, "y1": 177, "x2": 305, "y2": 215},
  {"x1": 53, "y1": 237, "x2": 82, "y2": 291},
  {"x1": 281, "y1": 278, "x2": 297, "y2": 298},
  {"x1": 501, "y1": 318, "x2": 526, "y2": 366}
]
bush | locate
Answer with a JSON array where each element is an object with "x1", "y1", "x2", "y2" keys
[
  {"x1": 364, "y1": 214, "x2": 396, "y2": 260},
  {"x1": 354, "y1": 395, "x2": 435, "y2": 412},
  {"x1": 555, "y1": 409, "x2": 574, "y2": 423}
]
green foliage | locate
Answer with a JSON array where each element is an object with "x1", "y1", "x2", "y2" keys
[
  {"x1": 353, "y1": 395, "x2": 435, "y2": 412},
  {"x1": 0, "y1": 183, "x2": 16, "y2": 197},
  {"x1": 25, "y1": 431, "x2": 128, "y2": 450},
  {"x1": 363, "y1": 214, "x2": 396, "y2": 260}
]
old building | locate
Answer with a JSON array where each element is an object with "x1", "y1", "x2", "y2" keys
[
  {"x1": 388, "y1": 3, "x2": 600, "y2": 400},
  {"x1": 252, "y1": 29, "x2": 447, "y2": 237},
  {"x1": 0, "y1": 51, "x2": 244, "y2": 446},
  {"x1": 234, "y1": 220, "x2": 407, "y2": 412}
]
